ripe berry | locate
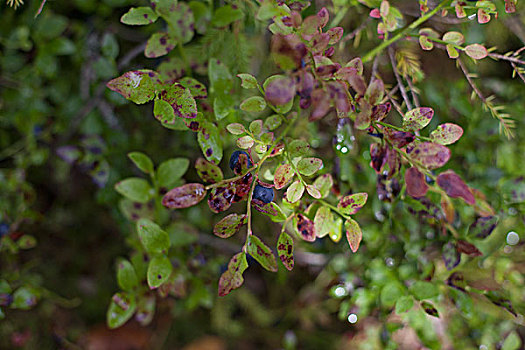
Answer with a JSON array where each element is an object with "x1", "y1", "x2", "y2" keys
[
  {"x1": 0, "y1": 223, "x2": 9, "y2": 237},
  {"x1": 229, "y1": 151, "x2": 253, "y2": 173},
  {"x1": 253, "y1": 185, "x2": 274, "y2": 204}
]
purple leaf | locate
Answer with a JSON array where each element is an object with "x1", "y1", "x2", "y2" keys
[
  {"x1": 410, "y1": 142, "x2": 451, "y2": 169},
  {"x1": 207, "y1": 184, "x2": 236, "y2": 213},
  {"x1": 436, "y1": 170, "x2": 475, "y2": 205},
  {"x1": 405, "y1": 167, "x2": 429, "y2": 197},
  {"x1": 264, "y1": 75, "x2": 296, "y2": 106}
]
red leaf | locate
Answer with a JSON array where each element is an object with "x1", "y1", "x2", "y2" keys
[{"x1": 457, "y1": 240, "x2": 482, "y2": 257}]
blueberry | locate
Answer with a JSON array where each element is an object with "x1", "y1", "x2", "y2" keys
[
  {"x1": 0, "y1": 223, "x2": 9, "y2": 237},
  {"x1": 229, "y1": 151, "x2": 253, "y2": 172},
  {"x1": 253, "y1": 184, "x2": 274, "y2": 204}
]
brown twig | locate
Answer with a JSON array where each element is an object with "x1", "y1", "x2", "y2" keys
[
  {"x1": 405, "y1": 76, "x2": 420, "y2": 108},
  {"x1": 457, "y1": 59, "x2": 485, "y2": 102},
  {"x1": 388, "y1": 46, "x2": 413, "y2": 111}
]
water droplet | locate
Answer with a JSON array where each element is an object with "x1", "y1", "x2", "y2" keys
[
  {"x1": 347, "y1": 313, "x2": 358, "y2": 323},
  {"x1": 506, "y1": 231, "x2": 519, "y2": 245},
  {"x1": 508, "y1": 207, "x2": 517, "y2": 215},
  {"x1": 504, "y1": 245, "x2": 512, "y2": 254},
  {"x1": 334, "y1": 286, "x2": 346, "y2": 297},
  {"x1": 341, "y1": 146, "x2": 348, "y2": 154},
  {"x1": 386, "y1": 257, "x2": 395, "y2": 267}
]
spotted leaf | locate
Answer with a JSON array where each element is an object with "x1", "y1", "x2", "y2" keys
[
  {"x1": 107, "y1": 70, "x2": 157, "y2": 104},
  {"x1": 245, "y1": 235, "x2": 278, "y2": 272},
  {"x1": 274, "y1": 164, "x2": 295, "y2": 189},
  {"x1": 218, "y1": 252, "x2": 248, "y2": 297},
  {"x1": 195, "y1": 157, "x2": 223, "y2": 183},
  {"x1": 430, "y1": 123, "x2": 463, "y2": 145},
  {"x1": 277, "y1": 231, "x2": 294, "y2": 271},
  {"x1": 410, "y1": 142, "x2": 450, "y2": 169},
  {"x1": 345, "y1": 217, "x2": 362, "y2": 253},
  {"x1": 337, "y1": 192, "x2": 368, "y2": 215},
  {"x1": 162, "y1": 183, "x2": 207, "y2": 209},
  {"x1": 402, "y1": 107, "x2": 434, "y2": 132},
  {"x1": 295, "y1": 213, "x2": 315, "y2": 242},
  {"x1": 213, "y1": 214, "x2": 247, "y2": 238}
]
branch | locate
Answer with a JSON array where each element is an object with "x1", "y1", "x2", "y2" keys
[
  {"x1": 362, "y1": 0, "x2": 453, "y2": 63},
  {"x1": 389, "y1": 46, "x2": 413, "y2": 111}
]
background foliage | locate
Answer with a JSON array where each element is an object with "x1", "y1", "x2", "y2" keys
[{"x1": 0, "y1": 0, "x2": 524, "y2": 349}]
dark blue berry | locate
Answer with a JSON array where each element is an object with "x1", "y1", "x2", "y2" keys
[
  {"x1": 229, "y1": 151, "x2": 253, "y2": 172},
  {"x1": 0, "y1": 223, "x2": 9, "y2": 237},
  {"x1": 253, "y1": 184, "x2": 274, "y2": 204}
]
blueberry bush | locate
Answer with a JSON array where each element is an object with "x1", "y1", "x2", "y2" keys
[{"x1": 1, "y1": 0, "x2": 525, "y2": 348}]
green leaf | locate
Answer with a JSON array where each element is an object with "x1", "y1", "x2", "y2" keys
[
  {"x1": 252, "y1": 201, "x2": 287, "y2": 222},
  {"x1": 249, "y1": 120, "x2": 263, "y2": 135},
  {"x1": 128, "y1": 152, "x2": 154, "y2": 174},
  {"x1": 395, "y1": 295, "x2": 414, "y2": 314},
  {"x1": 213, "y1": 214, "x2": 246, "y2": 238},
  {"x1": 145, "y1": 32, "x2": 176, "y2": 58},
  {"x1": 117, "y1": 258, "x2": 139, "y2": 291},
  {"x1": 442, "y1": 31, "x2": 464, "y2": 44},
  {"x1": 115, "y1": 178, "x2": 152, "y2": 203},
  {"x1": 107, "y1": 292, "x2": 137, "y2": 329},
  {"x1": 277, "y1": 231, "x2": 294, "y2": 271},
  {"x1": 274, "y1": 164, "x2": 295, "y2": 189},
  {"x1": 502, "y1": 331, "x2": 521, "y2": 350},
  {"x1": 161, "y1": 3, "x2": 195, "y2": 44},
  {"x1": 245, "y1": 235, "x2": 278, "y2": 272},
  {"x1": 226, "y1": 123, "x2": 246, "y2": 135},
  {"x1": 314, "y1": 206, "x2": 333, "y2": 238},
  {"x1": 158, "y1": 83, "x2": 197, "y2": 119},
  {"x1": 430, "y1": 123, "x2": 464, "y2": 145},
  {"x1": 286, "y1": 180, "x2": 304, "y2": 203},
  {"x1": 264, "y1": 115, "x2": 282, "y2": 131},
  {"x1": 337, "y1": 192, "x2": 368, "y2": 215},
  {"x1": 237, "y1": 73, "x2": 259, "y2": 89},
  {"x1": 211, "y1": 5, "x2": 244, "y2": 27},
  {"x1": 157, "y1": 158, "x2": 189, "y2": 188},
  {"x1": 188, "y1": 1, "x2": 211, "y2": 35},
  {"x1": 465, "y1": 44, "x2": 488, "y2": 60},
  {"x1": 209, "y1": 58, "x2": 235, "y2": 120},
  {"x1": 288, "y1": 140, "x2": 310, "y2": 157},
  {"x1": 345, "y1": 218, "x2": 362, "y2": 253},
  {"x1": 17, "y1": 235, "x2": 36, "y2": 249},
  {"x1": 195, "y1": 157, "x2": 223, "y2": 183},
  {"x1": 153, "y1": 98, "x2": 176, "y2": 124},
  {"x1": 237, "y1": 135, "x2": 254, "y2": 149},
  {"x1": 179, "y1": 77, "x2": 207, "y2": 99},
  {"x1": 297, "y1": 157, "x2": 322, "y2": 177},
  {"x1": 147, "y1": 255, "x2": 173, "y2": 289},
  {"x1": 313, "y1": 174, "x2": 333, "y2": 198},
  {"x1": 137, "y1": 218, "x2": 170, "y2": 254},
  {"x1": 135, "y1": 294, "x2": 156, "y2": 326},
  {"x1": 468, "y1": 216, "x2": 498, "y2": 239},
  {"x1": 240, "y1": 96, "x2": 267, "y2": 112},
  {"x1": 121, "y1": 7, "x2": 159, "y2": 25},
  {"x1": 328, "y1": 216, "x2": 343, "y2": 243},
  {"x1": 106, "y1": 70, "x2": 157, "y2": 104},
  {"x1": 306, "y1": 185, "x2": 321, "y2": 199},
  {"x1": 218, "y1": 252, "x2": 248, "y2": 296},
  {"x1": 198, "y1": 121, "x2": 223, "y2": 163},
  {"x1": 409, "y1": 281, "x2": 439, "y2": 300},
  {"x1": 380, "y1": 282, "x2": 404, "y2": 308},
  {"x1": 12, "y1": 287, "x2": 39, "y2": 310},
  {"x1": 402, "y1": 107, "x2": 434, "y2": 132}
]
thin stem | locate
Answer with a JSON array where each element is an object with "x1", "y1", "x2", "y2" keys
[
  {"x1": 389, "y1": 46, "x2": 413, "y2": 110},
  {"x1": 317, "y1": 199, "x2": 350, "y2": 220},
  {"x1": 362, "y1": 0, "x2": 453, "y2": 63}
]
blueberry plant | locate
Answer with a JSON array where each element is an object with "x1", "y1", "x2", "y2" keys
[{"x1": 1, "y1": 0, "x2": 525, "y2": 348}]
